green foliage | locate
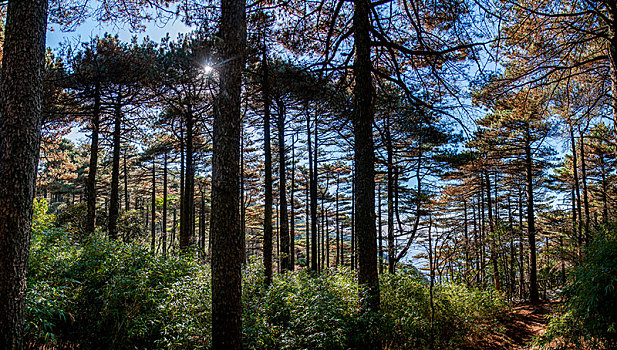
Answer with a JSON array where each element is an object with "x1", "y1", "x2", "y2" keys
[
  {"x1": 26, "y1": 222, "x2": 509, "y2": 349},
  {"x1": 56, "y1": 202, "x2": 88, "y2": 238},
  {"x1": 32, "y1": 198, "x2": 56, "y2": 235},
  {"x1": 537, "y1": 227, "x2": 617, "y2": 349},
  {"x1": 380, "y1": 273, "x2": 507, "y2": 349},
  {"x1": 117, "y1": 209, "x2": 146, "y2": 243}
]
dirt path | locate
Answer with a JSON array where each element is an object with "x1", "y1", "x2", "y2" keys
[
  {"x1": 505, "y1": 302, "x2": 554, "y2": 349},
  {"x1": 478, "y1": 301, "x2": 556, "y2": 350}
]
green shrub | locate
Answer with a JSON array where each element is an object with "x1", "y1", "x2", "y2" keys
[
  {"x1": 537, "y1": 227, "x2": 617, "y2": 349},
  {"x1": 26, "y1": 221, "x2": 509, "y2": 350}
]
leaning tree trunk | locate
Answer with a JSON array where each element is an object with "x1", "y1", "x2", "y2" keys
[
  {"x1": 86, "y1": 82, "x2": 101, "y2": 235},
  {"x1": 0, "y1": 0, "x2": 48, "y2": 348},
  {"x1": 108, "y1": 93, "x2": 122, "y2": 240},
  {"x1": 210, "y1": 0, "x2": 246, "y2": 348},
  {"x1": 353, "y1": 0, "x2": 380, "y2": 316}
]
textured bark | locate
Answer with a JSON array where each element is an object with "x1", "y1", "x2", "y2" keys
[
  {"x1": 308, "y1": 114, "x2": 318, "y2": 271},
  {"x1": 86, "y1": 82, "x2": 101, "y2": 235},
  {"x1": 570, "y1": 125, "x2": 582, "y2": 247},
  {"x1": 609, "y1": 4, "x2": 617, "y2": 157},
  {"x1": 524, "y1": 128, "x2": 539, "y2": 303},
  {"x1": 386, "y1": 120, "x2": 395, "y2": 274},
  {"x1": 162, "y1": 152, "x2": 168, "y2": 256},
  {"x1": 485, "y1": 172, "x2": 501, "y2": 291},
  {"x1": 579, "y1": 130, "x2": 590, "y2": 245},
  {"x1": 0, "y1": 0, "x2": 48, "y2": 348},
  {"x1": 124, "y1": 150, "x2": 129, "y2": 211},
  {"x1": 210, "y1": 0, "x2": 246, "y2": 347},
  {"x1": 151, "y1": 163, "x2": 156, "y2": 252},
  {"x1": 180, "y1": 112, "x2": 195, "y2": 249},
  {"x1": 290, "y1": 134, "x2": 296, "y2": 270},
  {"x1": 353, "y1": 0, "x2": 380, "y2": 315},
  {"x1": 278, "y1": 103, "x2": 290, "y2": 271},
  {"x1": 263, "y1": 49, "x2": 273, "y2": 285},
  {"x1": 108, "y1": 94, "x2": 122, "y2": 240}
]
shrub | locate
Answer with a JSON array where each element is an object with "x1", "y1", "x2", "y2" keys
[{"x1": 537, "y1": 227, "x2": 617, "y2": 349}]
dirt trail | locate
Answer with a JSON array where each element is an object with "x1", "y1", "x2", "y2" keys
[
  {"x1": 505, "y1": 302, "x2": 554, "y2": 349},
  {"x1": 478, "y1": 301, "x2": 555, "y2": 350}
]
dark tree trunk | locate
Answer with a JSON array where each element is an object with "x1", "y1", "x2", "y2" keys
[
  {"x1": 570, "y1": 125, "x2": 582, "y2": 247},
  {"x1": 151, "y1": 162, "x2": 156, "y2": 252},
  {"x1": 337, "y1": 172, "x2": 342, "y2": 267},
  {"x1": 108, "y1": 93, "x2": 122, "y2": 240},
  {"x1": 0, "y1": 1, "x2": 48, "y2": 348},
  {"x1": 180, "y1": 112, "x2": 195, "y2": 249},
  {"x1": 485, "y1": 172, "x2": 501, "y2": 291},
  {"x1": 210, "y1": 0, "x2": 246, "y2": 347},
  {"x1": 290, "y1": 134, "x2": 296, "y2": 270},
  {"x1": 277, "y1": 102, "x2": 290, "y2": 271},
  {"x1": 179, "y1": 126, "x2": 185, "y2": 243},
  {"x1": 579, "y1": 130, "x2": 590, "y2": 244},
  {"x1": 524, "y1": 127, "x2": 539, "y2": 303},
  {"x1": 124, "y1": 150, "x2": 129, "y2": 211},
  {"x1": 163, "y1": 152, "x2": 168, "y2": 256},
  {"x1": 353, "y1": 0, "x2": 380, "y2": 316},
  {"x1": 308, "y1": 113, "x2": 318, "y2": 271},
  {"x1": 86, "y1": 82, "x2": 101, "y2": 235},
  {"x1": 608, "y1": 5, "x2": 617, "y2": 155},
  {"x1": 386, "y1": 120, "x2": 395, "y2": 274},
  {"x1": 263, "y1": 49, "x2": 273, "y2": 284}
]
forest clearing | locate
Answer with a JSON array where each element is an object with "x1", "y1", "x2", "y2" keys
[{"x1": 1, "y1": 0, "x2": 617, "y2": 349}]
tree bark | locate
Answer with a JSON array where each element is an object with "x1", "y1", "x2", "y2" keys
[
  {"x1": 263, "y1": 49, "x2": 273, "y2": 284},
  {"x1": 290, "y1": 134, "x2": 296, "y2": 270},
  {"x1": 163, "y1": 152, "x2": 168, "y2": 256},
  {"x1": 86, "y1": 82, "x2": 101, "y2": 235},
  {"x1": 108, "y1": 93, "x2": 122, "y2": 240},
  {"x1": 308, "y1": 113, "x2": 318, "y2": 271},
  {"x1": 353, "y1": 0, "x2": 380, "y2": 316},
  {"x1": 525, "y1": 127, "x2": 539, "y2": 303},
  {"x1": 210, "y1": 0, "x2": 246, "y2": 347},
  {"x1": 0, "y1": 0, "x2": 48, "y2": 347},
  {"x1": 180, "y1": 111, "x2": 195, "y2": 249},
  {"x1": 277, "y1": 102, "x2": 290, "y2": 271},
  {"x1": 151, "y1": 162, "x2": 156, "y2": 252}
]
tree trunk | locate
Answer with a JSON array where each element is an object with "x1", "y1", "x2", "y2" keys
[
  {"x1": 570, "y1": 125, "x2": 582, "y2": 248},
  {"x1": 124, "y1": 149, "x2": 129, "y2": 211},
  {"x1": 308, "y1": 113, "x2": 318, "y2": 271},
  {"x1": 210, "y1": 0, "x2": 246, "y2": 347},
  {"x1": 353, "y1": 0, "x2": 380, "y2": 317},
  {"x1": 579, "y1": 129, "x2": 590, "y2": 244},
  {"x1": 0, "y1": 1, "x2": 48, "y2": 347},
  {"x1": 180, "y1": 111, "x2": 195, "y2": 249},
  {"x1": 290, "y1": 134, "x2": 296, "y2": 270},
  {"x1": 86, "y1": 82, "x2": 101, "y2": 235},
  {"x1": 263, "y1": 49, "x2": 273, "y2": 284},
  {"x1": 277, "y1": 102, "x2": 290, "y2": 271},
  {"x1": 386, "y1": 118, "x2": 395, "y2": 274},
  {"x1": 485, "y1": 171, "x2": 501, "y2": 291},
  {"x1": 108, "y1": 93, "x2": 122, "y2": 240},
  {"x1": 163, "y1": 152, "x2": 168, "y2": 256},
  {"x1": 525, "y1": 128, "x2": 539, "y2": 303},
  {"x1": 151, "y1": 162, "x2": 156, "y2": 252}
]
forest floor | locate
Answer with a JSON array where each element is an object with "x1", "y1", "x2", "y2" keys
[{"x1": 478, "y1": 300, "x2": 557, "y2": 350}]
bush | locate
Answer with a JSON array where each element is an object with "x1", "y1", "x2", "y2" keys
[
  {"x1": 26, "y1": 220, "x2": 509, "y2": 349},
  {"x1": 537, "y1": 227, "x2": 617, "y2": 349}
]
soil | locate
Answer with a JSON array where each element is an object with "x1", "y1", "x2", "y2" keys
[{"x1": 477, "y1": 301, "x2": 556, "y2": 350}]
